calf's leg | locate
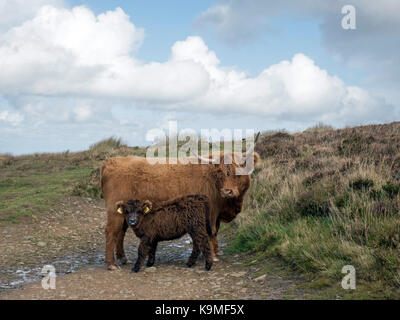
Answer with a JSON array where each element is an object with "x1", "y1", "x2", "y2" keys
[
  {"x1": 186, "y1": 236, "x2": 200, "y2": 268},
  {"x1": 199, "y1": 233, "x2": 213, "y2": 271},
  {"x1": 132, "y1": 237, "x2": 151, "y2": 273},
  {"x1": 146, "y1": 241, "x2": 158, "y2": 267}
]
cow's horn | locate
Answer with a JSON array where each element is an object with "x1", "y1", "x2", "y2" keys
[{"x1": 243, "y1": 132, "x2": 260, "y2": 161}]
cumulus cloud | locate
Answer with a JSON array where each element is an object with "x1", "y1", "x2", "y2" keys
[
  {"x1": 174, "y1": 39, "x2": 394, "y2": 123},
  {"x1": 0, "y1": 0, "x2": 64, "y2": 31},
  {"x1": 0, "y1": 3, "x2": 391, "y2": 122},
  {"x1": 0, "y1": 5, "x2": 209, "y2": 101}
]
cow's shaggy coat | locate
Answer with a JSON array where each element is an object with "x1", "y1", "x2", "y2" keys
[{"x1": 116, "y1": 195, "x2": 213, "y2": 272}]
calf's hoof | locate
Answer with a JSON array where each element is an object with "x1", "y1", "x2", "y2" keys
[
  {"x1": 205, "y1": 262, "x2": 212, "y2": 271},
  {"x1": 212, "y1": 256, "x2": 220, "y2": 262},
  {"x1": 216, "y1": 251, "x2": 223, "y2": 256},
  {"x1": 131, "y1": 265, "x2": 140, "y2": 273},
  {"x1": 186, "y1": 262, "x2": 195, "y2": 268},
  {"x1": 146, "y1": 261, "x2": 155, "y2": 267},
  {"x1": 107, "y1": 264, "x2": 120, "y2": 271}
]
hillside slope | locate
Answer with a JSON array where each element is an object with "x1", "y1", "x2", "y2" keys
[{"x1": 229, "y1": 122, "x2": 400, "y2": 298}]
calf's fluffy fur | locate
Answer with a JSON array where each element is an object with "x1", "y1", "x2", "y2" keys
[{"x1": 116, "y1": 195, "x2": 213, "y2": 272}]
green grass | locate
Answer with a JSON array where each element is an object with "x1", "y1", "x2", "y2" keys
[
  {"x1": 0, "y1": 167, "x2": 94, "y2": 223},
  {"x1": 0, "y1": 137, "x2": 146, "y2": 224}
]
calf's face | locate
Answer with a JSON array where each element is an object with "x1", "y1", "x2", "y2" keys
[{"x1": 116, "y1": 200, "x2": 152, "y2": 227}]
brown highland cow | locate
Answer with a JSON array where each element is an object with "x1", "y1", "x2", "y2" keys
[
  {"x1": 101, "y1": 134, "x2": 260, "y2": 270},
  {"x1": 116, "y1": 195, "x2": 213, "y2": 272}
]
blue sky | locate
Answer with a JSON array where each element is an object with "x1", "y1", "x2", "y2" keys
[{"x1": 0, "y1": 0, "x2": 398, "y2": 154}]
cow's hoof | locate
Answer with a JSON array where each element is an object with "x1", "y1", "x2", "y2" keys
[
  {"x1": 216, "y1": 251, "x2": 223, "y2": 256},
  {"x1": 186, "y1": 262, "x2": 195, "y2": 268},
  {"x1": 205, "y1": 262, "x2": 212, "y2": 271},
  {"x1": 146, "y1": 261, "x2": 155, "y2": 267},
  {"x1": 117, "y1": 257, "x2": 129, "y2": 265},
  {"x1": 107, "y1": 264, "x2": 120, "y2": 271},
  {"x1": 212, "y1": 256, "x2": 220, "y2": 262}
]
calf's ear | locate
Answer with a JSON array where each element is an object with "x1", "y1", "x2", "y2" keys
[
  {"x1": 143, "y1": 200, "x2": 152, "y2": 214},
  {"x1": 115, "y1": 201, "x2": 125, "y2": 214}
]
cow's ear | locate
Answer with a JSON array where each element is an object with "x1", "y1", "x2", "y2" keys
[
  {"x1": 143, "y1": 200, "x2": 152, "y2": 214},
  {"x1": 115, "y1": 201, "x2": 125, "y2": 214}
]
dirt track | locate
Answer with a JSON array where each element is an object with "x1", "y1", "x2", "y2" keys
[{"x1": 0, "y1": 197, "x2": 308, "y2": 300}]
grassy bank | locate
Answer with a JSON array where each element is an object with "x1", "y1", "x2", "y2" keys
[
  {"x1": 0, "y1": 138, "x2": 145, "y2": 224},
  {"x1": 228, "y1": 122, "x2": 400, "y2": 298}
]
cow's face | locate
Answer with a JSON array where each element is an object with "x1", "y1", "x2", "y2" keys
[
  {"x1": 116, "y1": 199, "x2": 152, "y2": 227},
  {"x1": 214, "y1": 152, "x2": 259, "y2": 200},
  {"x1": 212, "y1": 152, "x2": 259, "y2": 221}
]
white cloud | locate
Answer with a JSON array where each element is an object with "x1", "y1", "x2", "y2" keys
[
  {"x1": 0, "y1": 5, "x2": 209, "y2": 101},
  {"x1": 0, "y1": 4, "x2": 391, "y2": 123},
  {"x1": 0, "y1": 110, "x2": 24, "y2": 126},
  {"x1": 172, "y1": 42, "x2": 393, "y2": 123},
  {"x1": 0, "y1": 0, "x2": 64, "y2": 31}
]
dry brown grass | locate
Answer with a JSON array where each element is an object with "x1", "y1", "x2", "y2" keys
[{"x1": 230, "y1": 122, "x2": 400, "y2": 298}]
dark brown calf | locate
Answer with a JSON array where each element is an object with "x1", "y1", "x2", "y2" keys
[{"x1": 116, "y1": 195, "x2": 213, "y2": 272}]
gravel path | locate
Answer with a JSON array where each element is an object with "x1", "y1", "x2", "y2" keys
[{"x1": 0, "y1": 197, "x2": 308, "y2": 300}]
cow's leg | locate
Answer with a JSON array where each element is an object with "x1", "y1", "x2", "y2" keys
[
  {"x1": 116, "y1": 220, "x2": 129, "y2": 265},
  {"x1": 132, "y1": 237, "x2": 151, "y2": 273},
  {"x1": 214, "y1": 218, "x2": 223, "y2": 256},
  {"x1": 209, "y1": 215, "x2": 221, "y2": 262},
  {"x1": 208, "y1": 209, "x2": 219, "y2": 262},
  {"x1": 146, "y1": 241, "x2": 158, "y2": 267},
  {"x1": 105, "y1": 211, "x2": 125, "y2": 270}
]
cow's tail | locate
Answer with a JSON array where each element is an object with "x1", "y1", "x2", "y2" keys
[{"x1": 204, "y1": 200, "x2": 212, "y2": 238}]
